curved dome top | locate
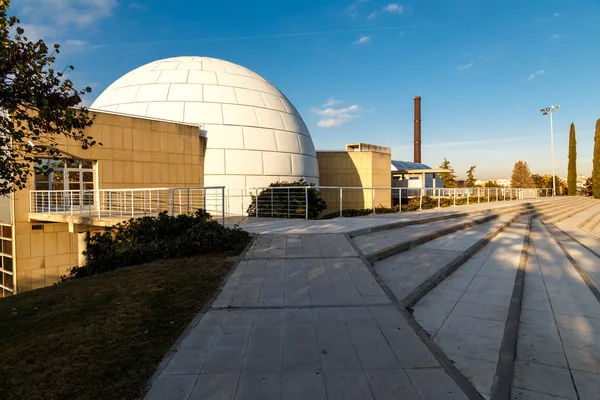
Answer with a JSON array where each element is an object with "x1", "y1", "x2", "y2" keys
[
  {"x1": 91, "y1": 56, "x2": 311, "y2": 138},
  {"x1": 91, "y1": 56, "x2": 318, "y2": 189}
]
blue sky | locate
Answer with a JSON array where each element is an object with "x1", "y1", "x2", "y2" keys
[{"x1": 13, "y1": 0, "x2": 600, "y2": 180}]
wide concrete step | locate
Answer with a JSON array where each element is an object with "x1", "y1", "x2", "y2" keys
[
  {"x1": 348, "y1": 198, "x2": 561, "y2": 237},
  {"x1": 540, "y1": 198, "x2": 598, "y2": 224},
  {"x1": 411, "y1": 217, "x2": 530, "y2": 398},
  {"x1": 372, "y1": 213, "x2": 520, "y2": 306},
  {"x1": 354, "y1": 199, "x2": 576, "y2": 263},
  {"x1": 579, "y1": 204, "x2": 600, "y2": 234}
]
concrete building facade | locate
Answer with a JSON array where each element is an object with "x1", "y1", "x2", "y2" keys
[
  {"x1": 317, "y1": 143, "x2": 392, "y2": 212},
  {"x1": 1, "y1": 111, "x2": 207, "y2": 296}
]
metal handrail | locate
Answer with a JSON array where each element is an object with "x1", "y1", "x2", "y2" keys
[{"x1": 29, "y1": 186, "x2": 226, "y2": 225}]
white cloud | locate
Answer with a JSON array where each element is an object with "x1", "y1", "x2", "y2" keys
[
  {"x1": 312, "y1": 102, "x2": 361, "y2": 128},
  {"x1": 347, "y1": 0, "x2": 370, "y2": 19},
  {"x1": 355, "y1": 36, "x2": 371, "y2": 44},
  {"x1": 323, "y1": 98, "x2": 343, "y2": 107},
  {"x1": 15, "y1": 0, "x2": 118, "y2": 40},
  {"x1": 479, "y1": 54, "x2": 491, "y2": 61},
  {"x1": 550, "y1": 34, "x2": 563, "y2": 39},
  {"x1": 553, "y1": 12, "x2": 561, "y2": 18},
  {"x1": 367, "y1": 2, "x2": 404, "y2": 19},
  {"x1": 129, "y1": 2, "x2": 149, "y2": 11},
  {"x1": 383, "y1": 3, "x2": 404, "y2": 13},
  {"x1": 458, "y1": 62, "x2": 474, "y2": 70},
  {"x1": 526, "y1": 69, "x2": 545, "y2": 81},
  {"x1": 61, "y1": 39, "x2": 91, "y2": 54}
]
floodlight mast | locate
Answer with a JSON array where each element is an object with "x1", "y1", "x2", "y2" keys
[{"x1": 540, "y1": 105, "x2": 560, "y2": 196}]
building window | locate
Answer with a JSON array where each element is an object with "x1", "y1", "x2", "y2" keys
[
  {"x1": 0, "y1": 224, "x2": 13, "y2": 298},
  {"x1": 32, "y1": 159, "x2": 96, "y2": 211},
  {"x1": 34, "y1": 159, "x2": 94, "y2": 192}
]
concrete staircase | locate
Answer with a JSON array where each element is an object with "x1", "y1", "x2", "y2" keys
[{"x1": 348, "y1": 197, "x2": 600, "y2": 400}]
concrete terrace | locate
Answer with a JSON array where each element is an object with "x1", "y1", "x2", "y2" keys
[{"x1": 145, "y1": 197, "x2": 600, "y2": 400}]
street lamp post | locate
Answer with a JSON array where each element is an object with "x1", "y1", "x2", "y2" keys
[{"x1": 540, "y1": 105, "x2": 560, "y2": 196}]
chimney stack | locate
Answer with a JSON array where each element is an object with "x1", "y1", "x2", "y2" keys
[{"x1": 414, "y1": 96, "x2": 422, "y2": 163}]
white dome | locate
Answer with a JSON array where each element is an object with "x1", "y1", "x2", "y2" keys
[{"x1": 91, "y1": 56, "x2": 319, "y2": 189}]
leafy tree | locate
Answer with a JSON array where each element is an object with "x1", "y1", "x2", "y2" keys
[
  {"x1": 567, "y1": 123, "x2": 577, "y2": 196},
  {"x1": 439, "y1": 158, "x2": 457, "y2": 188},
  {"x1": 511, "y1": 161, "x2": 534, "y2": 188},
  {"x1": 0, "y1": 0, "x2": 96, "y2": 196},
  {"x1": 583, "y1": 177, "x2": 593, "y2": 197},
  {"x1": 593, "y1": 119, "x2": 600, "y2": 199},
  {"x1": 465, "y1": 166, "x2": 476, "y2": 187},
  {"x1": 484, "y1": 180, "x2": 500, "y2": 188},
  {"x1": 532, "y1": 174, "x2": 545, "y2": 188}
]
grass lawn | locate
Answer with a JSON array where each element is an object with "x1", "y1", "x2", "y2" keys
[{"x1": 0, "y1": 253, "x2": 237, "y2": 400}]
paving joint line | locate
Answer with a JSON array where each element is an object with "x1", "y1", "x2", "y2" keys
[
  {"x1": 490, "y1": 215, "x2": 533, "y2": 400},
  {"x1": 343, "y1": 232, "x2": 484, "y2": 400},
  {"x1": 210, "y1": 303, "x2": 394, "y2": 311},
  {"x1": 242, "y1": 255, "x2": 361, "y2": 260}
]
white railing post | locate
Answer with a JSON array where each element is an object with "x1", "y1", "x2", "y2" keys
[
  {"x1": 171, "y1": 189, "x2": 175, "y2": 216},
  {"x1": 179, "y1": 190, "x2": 182, "y2": 214},
  {"x1": 398, "y1": 188, "x2": 402, "y2": 213},
  {"x1": 305, "y1": 186, "x2": 309, "y2": 220},
  {"x1": 419, "y1": 188, "x2": 423, "y2": 210},
  {"x1": 453, "y1": 189, "x2": 456, "y2": 206},
  {"x1": 221, "y1": 187, "x2": 225, "y2": 225},
  {"x1": 467, "y1": 189, "x2": 470, "y2": 205},
  {"x1": 372, "y1": 188, "x2": 376, "y2": 214},
  {"x1": 187, "y1": 188, "x2": 191, "y2": 214},
  {"x1": 339, "y1": 188, "x2": 343, "y2": 218},
  {"x1": 437, "y1": 189, "x2": 441, "y2": 208},
  {"x1": 131, "y1": 190, "x2": 134, "y2": 217},
  {"x1": 271, "y1": 188, "x2": 274, "y2": 217},
  {"x1": 478, "y1": 188, "x2": 480, "y2": 203}
]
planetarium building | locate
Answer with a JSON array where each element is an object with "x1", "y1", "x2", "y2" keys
[{"x1": 91, "y1": 56, "x2": 319, "y2": 189}]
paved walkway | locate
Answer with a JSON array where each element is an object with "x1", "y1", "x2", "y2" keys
[
  {"x1": 143, "y1": 197, "x2": 600, "y2": 400},
  {"x1": 145, "y1": 233, "x2": 467, "y2": 400}
]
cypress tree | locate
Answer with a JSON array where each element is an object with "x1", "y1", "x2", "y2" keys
[
  {"x1": 567, "y1": 123, "x2": 577, "y2": 196},
  {"x1": 593, "y1": 119, "x2": 600, "y2": 199}
]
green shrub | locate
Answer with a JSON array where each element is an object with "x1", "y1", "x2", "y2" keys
[
  {"x1": 62, "y1": 210, "x2": 252, "y2": 280},
  {"x1": 246, "y1": 179, "x2": 327, "y2": 219}
]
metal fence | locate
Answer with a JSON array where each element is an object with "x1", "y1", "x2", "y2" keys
[
  {"x1": 29, "y1": 186, "x2": 226, "y2": 224},
  {"x1": 229, "y1": 186, "x2": 553, "y2": 220}
]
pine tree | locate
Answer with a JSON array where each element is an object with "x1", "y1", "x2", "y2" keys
[
  {"x1": 593, "y1": 119, "x2": 600, "y2": 199},
  {"x1": 466, "y1": 166, "x2": 476, "y2": 187},
  {"x1": 511, "y1": 161, "x2": 534, "y2": 188},
  {"x1": 567, "y1": 123, "x2": 577, "y2": 196},
  {"x1": 439, "y1": 158, "x2": 457, "y2": 188}
]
